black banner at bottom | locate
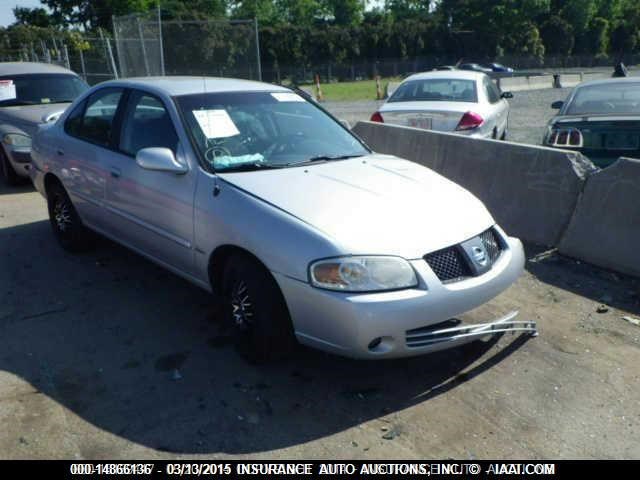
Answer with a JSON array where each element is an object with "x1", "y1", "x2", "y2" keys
[{"x1": 0, "y1": 460, "x2": 637, "y2": 478}]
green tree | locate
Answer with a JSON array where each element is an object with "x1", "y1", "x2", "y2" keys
[
  {"x1": 12, "y1": 7, "x2": 54, "y2": 28},
  {"x1": 41, "y1": 0, "x2": 155, "y2": 30},
  {"x1": 325, "y1": 0, "x2": 364, "y2": 25},
  {"x1": 540, "y1": 15, "x2": 574, "y2": 55},
  {"x1": 583, "y1": 16, "x2": 609, "y2": 55}
]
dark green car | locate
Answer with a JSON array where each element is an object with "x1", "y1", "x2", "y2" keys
[{"x1": 544, "y1": 78, "x2": 640, "y2": 168}]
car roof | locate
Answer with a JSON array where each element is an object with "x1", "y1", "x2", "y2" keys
[
  {"x1": 0, "y1": 61, "x2": 78, "y2": 76},
  {"x1": 574, "y1": 77, "x2": 640, "y2": 89},
  {"x1": 402, "y1": 70, "x2": 485, "y2": 82},
  {"x1": 98, "y1": 76, "x2": 291, "y2": 97}
]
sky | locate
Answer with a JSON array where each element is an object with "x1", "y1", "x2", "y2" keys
[{"x1": 1, "y1": 0, "x2": 44, "y2": 27}]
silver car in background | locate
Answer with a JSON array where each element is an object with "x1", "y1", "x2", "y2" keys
[
  {"x1": 0, "y1": 62, "x2": 88, "y2": 185},
  {"x1": 31, "y1": 77, "x2": 533, "y2": 362},
  {"x1": 372, "y1": 71, "x2": 512, "y2": 140}
]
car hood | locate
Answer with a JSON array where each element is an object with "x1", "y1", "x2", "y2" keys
[
  {"x1": 218, "y1": 154, "x2": 495, "y2": 259},
  {"x1": 0, "y1": 103, "x2": 70, "y2": 136}
]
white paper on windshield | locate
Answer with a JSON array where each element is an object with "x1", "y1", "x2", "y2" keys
[
  {"x1": 0, "y1": 80, "x2": 17, "y2": 101},
  {"x1": 271, "y1": 92, "x2": 304, "y2": 102},
  {"x1": 193, "y1": 109, "x2": 239, "y2": 138}
]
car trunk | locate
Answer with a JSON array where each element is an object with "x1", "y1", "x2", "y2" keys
[
  {"x1": 554, "y1": 115, "x2": 640, "y2": 167},
  {"x1": 379, "y1": 101, "x2": 472, "y2": 132}
]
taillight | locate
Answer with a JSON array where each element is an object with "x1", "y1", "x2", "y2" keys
[
  {"x1": 370, "y1": 111, "x2": 384, "y2": 123},
  {"x1": 455, "y1": 111, "x2": 484, "y2": 130},
  {"x1": 547, "y1": 127, "x2": 583, "y2": 148}
]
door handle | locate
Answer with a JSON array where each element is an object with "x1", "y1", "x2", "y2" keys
[
  {"x1": 110, "y1": 167, "x2": 121, "y2": 178},
  {"x1": 56, "y1": 149, "x2": 64, "y2": 156}
]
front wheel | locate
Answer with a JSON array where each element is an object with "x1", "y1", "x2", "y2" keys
[
  {"x1": 1, "y1": 149, "x2": 21, "y2": 186},
  {"x1": 47, "y1": 181, "x2": 93, "y2": 252},
  {"x1": 222, "y1": 253, "x2": 296, "y2": 363}
]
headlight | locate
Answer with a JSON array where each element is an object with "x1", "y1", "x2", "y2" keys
[
  {"x1": 3, "y1": 133, "x2": 32, "y2": 148},
  {"x1": 309, "y1": 256, "x2": 418, "y2": 292}
]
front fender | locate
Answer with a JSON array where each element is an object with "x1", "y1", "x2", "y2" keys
[{"x1": 193, "y1": 171, "x2": 347, "y2": 286}]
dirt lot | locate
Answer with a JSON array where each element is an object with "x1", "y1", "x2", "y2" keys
[{"x1": 1, "y1": 181, "x2": 639, "y2": 459}]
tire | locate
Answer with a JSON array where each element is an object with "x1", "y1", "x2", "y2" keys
[
  {"x1": 491, "y1": 128, "x2": 498, "y2": 140},
  {"x1": 1, "y1": 148, "x2": 21, "y2": 186},
  {"x1": 500, "y1": 129, "x2": 507, "y2": 141},
  {"x1": 222, "y1": 253, "x2": 296, "y2": 363},
  {"x1": 47, "y1": 181, "x2": 93, "y2": 252}
]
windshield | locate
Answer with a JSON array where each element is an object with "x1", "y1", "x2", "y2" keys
[
  {"x1": 565, "y1": 82, "x2": 640, "y2": 115},
  {"x1": 0, "y1": 73, "x2": 88, "y2": 107},
  {"x1": 176, "y1": 91, "x2": 369, "y2": 172},
  {"x1": 388, "y1": 79, "x2": 478, "y2": 103}
]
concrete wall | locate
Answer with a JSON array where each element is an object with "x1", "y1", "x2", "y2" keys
[
  {"x1": 352, "y1": 120, "x2": 640, "y2": 278},
  {"x1": 558, "y1": 73, "x2": 582, "y2": 87},
  {"x1": 499, "y1": 75, "x2": 553, "y2": 91},
  {"x1": 559, "y1": 157, "x2": 640, "y2": 277},
  {"x1": 353, "y1": 121, "x2": 596, "y2": 246}
]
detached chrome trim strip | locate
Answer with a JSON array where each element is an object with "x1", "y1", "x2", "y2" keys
[{"x1": 406, "y1": 310, "x2": 537, "y2": 347}]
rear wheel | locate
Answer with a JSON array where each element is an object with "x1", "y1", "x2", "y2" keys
[
  {"x1": 500, "y1": 129, "x2": 507, "y2": 141},
  {"x1": 1, "y1": 149, "x2": 21, "y2": 186},
  {"x1": 222, "y1": 253, "x2": 296, "y2": 363},
  {"x1": 47, "y1": 181, "x2": 93, "y2": 252}
]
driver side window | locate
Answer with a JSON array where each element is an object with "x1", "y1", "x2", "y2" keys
[{"x1": 119, "y1": 91, "x2": 178, "y2": 156}]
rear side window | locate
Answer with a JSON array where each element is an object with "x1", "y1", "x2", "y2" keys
[
  {"x1": 485, "y1": 78, "x2": 501, "y2": 103},
  {"x1": 64, "y1": 99, "x2": 87, "y2": 137},
  {"x1": 65, "y1": 88, "x2": 124, "y2": 147},
  {"x1": 119, "y1": 91, "x2": 178, "y2": 156}
]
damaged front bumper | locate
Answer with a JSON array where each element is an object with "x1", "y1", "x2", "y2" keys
[{"x1": 405, "y1": 310, "x2": 537, "y2": 349}]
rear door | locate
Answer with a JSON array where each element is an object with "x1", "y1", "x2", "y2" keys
[
  {"x1": 485, "y1": 77, "x2": 508, "y2": 136},
  {"x1": 103, "y1": 89, "x2": 196, "y2": 274},
  {"x1": 59, "y1": 87, "x2": 125, "y2": 226}
]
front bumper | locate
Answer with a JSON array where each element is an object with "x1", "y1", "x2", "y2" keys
[
  {"x1": 274, "y1": 233, "x2": 528, "y2": 359},
  {"x1": 4, "y1": 147, "x2": 32, "y2": 178}
]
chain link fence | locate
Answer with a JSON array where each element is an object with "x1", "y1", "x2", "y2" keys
[
  {"x1": 0, "y1": 34, "x2": 118, "y2": 85},
  {"x1": 113, "y1": 11, "x2": 261, "y2": 80}
]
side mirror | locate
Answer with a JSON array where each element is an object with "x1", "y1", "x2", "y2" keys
[
  {"x1": 501, "y1": 91, "x2": 513, "y2": 99},
  {"x1": 551, "y1": 101, "x2": 564, "y2": 110},
  {"x1": 136, "y1": 147, "x2": 188, "y2": 174}
]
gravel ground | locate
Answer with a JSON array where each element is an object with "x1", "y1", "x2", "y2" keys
[
  {"x1": 1, "y1": 181, "x2": 640, "y2": 459},
  {"x1": 324, "y1": 88, "x2": 572, "y2": 146}
]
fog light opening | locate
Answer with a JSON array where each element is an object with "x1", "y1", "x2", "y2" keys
[{"x1": 368, "y1": 337, "x2": 382, "y2": 351}]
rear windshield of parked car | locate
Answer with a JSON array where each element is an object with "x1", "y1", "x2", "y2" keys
[
  {"x1": 565, "y1": 82, "x2": 640, "y2": 115},
  {"x1": 388, "y1": 79, "x2": 478, "y2": 103},
  {"x1": 0, "y1": 74, "x2": 88, "y2": 107},
  {"x1": 176, "y1": 91, "x2": 369, "y2": 172}
]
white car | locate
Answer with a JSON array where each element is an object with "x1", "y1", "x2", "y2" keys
[
  {"x1": 372, "y1": 71, "x2": 512, "y2": 140},
  {"x1": 30, "y1": 76, "x2": 534, "y2": 362}
]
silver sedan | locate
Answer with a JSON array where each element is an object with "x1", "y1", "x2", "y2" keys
[
  {"x1": 373, "y1": 71, "x2": 512, "y2": 140},
  {"x1": 0, "y1": 62, "x2": 88, "y2": 185},
  {"x1": 30, "y1": 77, "x2": 533, "y2": 362}
]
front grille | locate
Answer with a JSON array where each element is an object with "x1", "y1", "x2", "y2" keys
[
  {"x1": 424, "y1": 247, "x2": 472, "y2": 283},
  {"x1": 479, "y1": 228, "x2": 502, "y2": 263},
  {"x1": 424, "y1": 227, "x2": 504, "y2": 284}
]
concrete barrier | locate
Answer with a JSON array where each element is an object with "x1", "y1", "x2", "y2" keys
[
  {"x1": 499, "y1": 75, "x2": 553, "y2": 91},
  {"x1": 559, "y1": 157, "x2": 640, "y2": 277},
  {"x1": 353, "y1": 121, "x2": 597, "y2": 246},
  {"x1": 581, "y1": 72, "x2": 609, "y2": 83},
  {"x1": 558, "y1": 73, "x2": 582, "y2": 87}
]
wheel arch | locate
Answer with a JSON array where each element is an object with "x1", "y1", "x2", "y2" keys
[
  {"x1": 43, "y1": 172, "x2": 64, "y2": 196},
  {"x1": 208, "y1": 244, "x2": 273, "y2": 296}
]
